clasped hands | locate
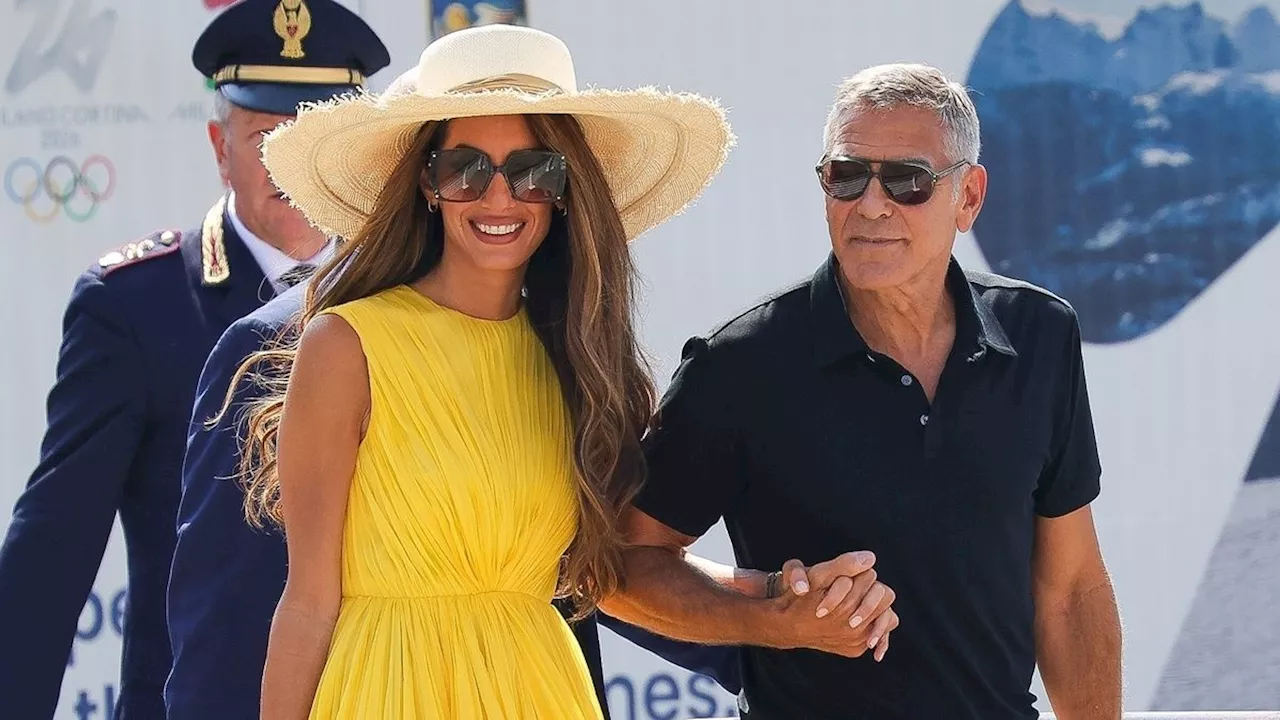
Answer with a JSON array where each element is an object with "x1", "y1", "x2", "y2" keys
[{"x1": 766, "y1": 551, "x2": 898, "y2": 661}]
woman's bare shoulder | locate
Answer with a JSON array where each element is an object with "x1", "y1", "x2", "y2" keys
[{"x1": 290, "y1": 312, "x2": 369, "y2": 401}]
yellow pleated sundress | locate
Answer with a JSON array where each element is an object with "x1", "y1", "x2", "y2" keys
[{"x1": 307, "y1": 284, "x2": 603, "y2": 720}]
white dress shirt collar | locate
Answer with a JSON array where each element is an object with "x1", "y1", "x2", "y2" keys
[{"x1": 226, "y1": 191, "x2": 335, "y2": 293}]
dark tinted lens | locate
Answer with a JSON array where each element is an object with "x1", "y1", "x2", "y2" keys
[
  {"x1": 879, "y1": 162, "x2": 934, "y2": 205},
  {"x1": 822, "y1": 159, "x2": 872, "y2": 200},
  {"x1": 502, "y1": 150, "x2": 566, "y2": 203},
  {"x1": 431, "y1": 148, "x2": 492, "y2": 201}
]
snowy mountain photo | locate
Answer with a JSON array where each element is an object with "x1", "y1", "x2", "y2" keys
[{"x1": 968, "y1": 0, "x2": 1280, "y2": 344}]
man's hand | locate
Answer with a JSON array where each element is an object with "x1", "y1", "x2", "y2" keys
[
  {"x1": 770, "y1": 552, "x2": 899, "y2": 661},
  {"x1": 604, "y1": 509, "x2": 899, "y2": 655}
]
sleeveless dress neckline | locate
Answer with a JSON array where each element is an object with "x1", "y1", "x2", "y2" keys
[{"x1": 394, "y1": 283, "x2": 527, "y2": 327}]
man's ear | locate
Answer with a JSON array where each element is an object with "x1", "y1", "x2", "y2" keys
[
  {"x1": 208, "y1": 120, "x2": 231, "y2": 188},
  {"x1": 955, "y1": 163, "x2": 988, "y2": 234}
]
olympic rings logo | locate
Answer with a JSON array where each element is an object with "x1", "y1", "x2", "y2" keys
[{"x1": 4, "y1": 155, "x2": 117, "y2": 224}]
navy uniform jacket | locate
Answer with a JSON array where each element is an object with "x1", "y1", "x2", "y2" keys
[
  {"x1": 167, "y1": 280, "x2": 742, "y2": 720},
  {"x1": 0, "y1": 197, "x2": 274, "y2": 720}
]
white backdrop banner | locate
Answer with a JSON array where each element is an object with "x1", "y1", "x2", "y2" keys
[{"x1": 2, "y1": 1, "x2": 1278, "y2": 719}]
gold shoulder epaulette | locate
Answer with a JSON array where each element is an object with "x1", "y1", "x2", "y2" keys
[
  {"x1": 200, "y1": 196, "x2": 230, "y2": 286},
  {"x1": 99, "y1": 229, "x2": 182, "y2": 273}
]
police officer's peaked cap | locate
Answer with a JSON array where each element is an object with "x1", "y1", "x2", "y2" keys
[{"x1": 193, "y1": 0, "x2": 391, "y2": 116}]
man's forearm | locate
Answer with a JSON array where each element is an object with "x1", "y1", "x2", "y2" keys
[
  {"x1": 602, "y1": 546, "x2": 786, "y2": 647},
  {"x1": 1035, "y1": 577, "x2": 1122, "y2": 719},
  {"x1": 683, "y1": 552, "x2": 770, "y2": 598}
]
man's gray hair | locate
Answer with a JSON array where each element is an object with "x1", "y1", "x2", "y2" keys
[
  {"x1": 210, "y1": 90, "x2": 234, "y2": 126},
  {"x1": 822, "y1": 63, "x2": 981, "y2": 166}
]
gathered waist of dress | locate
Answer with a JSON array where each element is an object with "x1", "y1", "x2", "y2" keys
[{"x1": 342, "y1": 589, "x2": 557, "y2": 604}]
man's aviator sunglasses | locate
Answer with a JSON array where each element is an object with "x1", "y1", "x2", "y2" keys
[
  {"x1": 427, "y1": 147, "x2": 568, "y2": 204},
  {"x1": 816, "y1": 156, "x2": 969, "y2": 205}
]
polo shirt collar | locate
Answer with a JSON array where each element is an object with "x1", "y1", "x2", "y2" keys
[{"x1": 809, "y1": 251, "x2": 1017, "y2": 368}]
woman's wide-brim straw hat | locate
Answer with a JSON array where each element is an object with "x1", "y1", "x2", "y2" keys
[{"x1": 261, "y1": 24, "x2": 735, "y2": 242}]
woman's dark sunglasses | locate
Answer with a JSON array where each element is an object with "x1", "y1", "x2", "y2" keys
[
  {"x1": 816, "y1": 156, "x2": 969, "y2": 205},
  {"x1": 427, "y1": 147, "x2": 568, "y2": 204}
]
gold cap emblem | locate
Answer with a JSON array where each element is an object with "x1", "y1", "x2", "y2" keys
[{"x1": 273, "y1": 0, "x2": 312, "y2": 59}]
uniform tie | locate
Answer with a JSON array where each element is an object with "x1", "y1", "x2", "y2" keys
[{"x1": 277, "y1": 263, "x2": 316, "y2": 288}]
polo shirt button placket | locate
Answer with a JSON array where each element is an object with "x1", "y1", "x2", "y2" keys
[
  {"x1": 921, "y1": 409, "x2": 941, "y2": 457},
  {"x1": 897, "y1": 371, "x2": 936, "y2": 453}
]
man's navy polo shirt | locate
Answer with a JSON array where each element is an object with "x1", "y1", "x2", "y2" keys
[{"x1": 634, "y1": 252, "x2": 1103, "y2": 719}]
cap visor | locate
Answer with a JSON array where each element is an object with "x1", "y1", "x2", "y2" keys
[{"x1": 220, "y1": 83, "x2": 362, "y2": 116}]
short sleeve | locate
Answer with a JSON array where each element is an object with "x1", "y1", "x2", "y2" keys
[
  {"x1": 1033, "y1": 308, "x2": 1103, "y2": 518},
  {"x1": 634, "y1": 336, "x2": 745, "y2": 539}
]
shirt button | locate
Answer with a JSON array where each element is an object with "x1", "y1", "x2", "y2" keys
[
  {"x1": 920, "y1": 414, "x2": 929, "y2": 425},
  {"x1": 900, "y1": 374, "x2": 913, "y2": 386}
]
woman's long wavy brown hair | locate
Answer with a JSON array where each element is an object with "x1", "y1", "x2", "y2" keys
[{"x1": 218, "y1": 115, "x2": 656, "y2": 619}]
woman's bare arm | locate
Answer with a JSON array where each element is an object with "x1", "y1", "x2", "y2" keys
[{"x1": 259, "y1": 314, "x2": 369, "y2": 720}]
